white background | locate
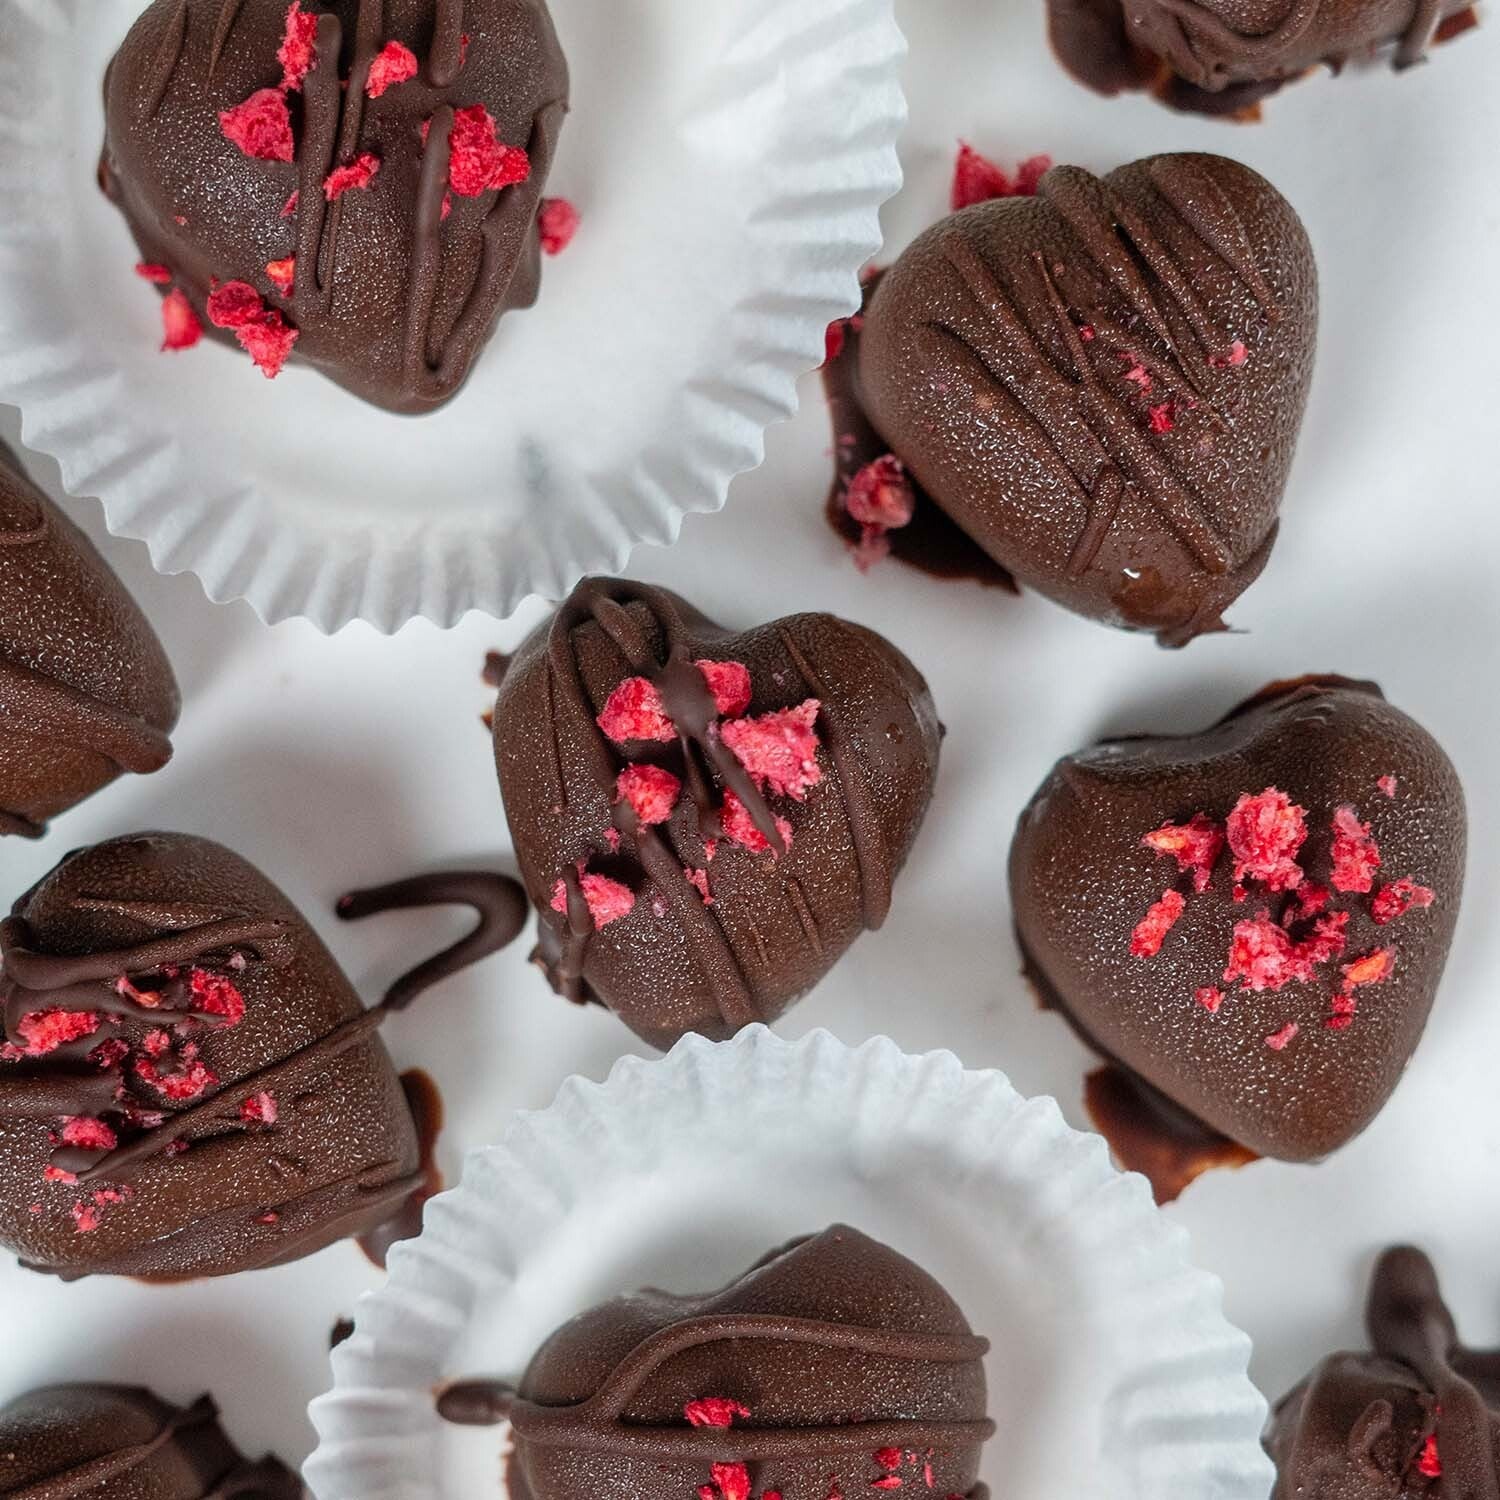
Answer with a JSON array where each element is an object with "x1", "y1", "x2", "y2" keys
[{"x1": 2, "y1": 0, "x2": 1498, "y2": 1487}]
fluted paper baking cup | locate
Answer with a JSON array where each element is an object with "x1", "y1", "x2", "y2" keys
[
  {"x1": 0, "y1": 0, "x2": 904, "y2": 630},
  {"x1": 304, "y1": 1027, "x2": 1274, "y2": 1500}
]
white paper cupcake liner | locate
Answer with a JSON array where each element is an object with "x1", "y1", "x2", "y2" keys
[
  {"x1": 0, "y1": 0, "x2": 905, "y2": 630},
  {"x1": 304, "y1": 1027, "x2": 1275, "y2": 1500}
]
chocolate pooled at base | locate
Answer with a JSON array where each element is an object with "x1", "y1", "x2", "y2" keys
[
  {"x1": 491, "y1": 578, "x2": 943, "y2": 1049},
  {"x1": 843, "y1": 153, "x2": 1316, "y2": 646},
  {"x1": 437, "y1": 1225, "x2": 995, "y2": 1500},
  {"x1": 0, "y1": 442, "x2": 178, "y2": 839},
  {"x1": 0, "y1": 835, "x2": 525, "y2": 1279},
  {"x1": 1046, "y1": 0, "x2": 1480, "y2": 118},
  {"x1": 100, "y1": 0, "x2": 568, "y2": 412},
  {"x1": 0, "y1": 1384, "x2": 302, "y2": 1499},
  {"x1": 1266, "y1": 1247, "x2": 1500, "y2": 1498}
]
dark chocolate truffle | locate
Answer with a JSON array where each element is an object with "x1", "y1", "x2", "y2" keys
[
  {"x1": 100, "y1": 0, "x2": 568, "y2": 412},
  {"x1": 1266, "y1": 1247, "x2": 1499, "y2": 1497},
  {"x1": 0, "y1": 442, "x2": 178, "y2": 839},
  {"x1": 444, "y1": 1225, "x2": 994, "y2": 1500},
  {"x1": 1010, "y1": 677, "x2": 1465, "y2": 1196},
  {"x1": 0, "y1": 1384, "x2": 302, "y2": 1499},
  {"x1": 1047, "y1": 0, "x2": 1479, "y2": 118},
  {"x1": 0, "y1": 833, "x2": 524, "y2": 1279},
  {"x1": 844, "y1": 153, "x2": 1316, "y2": 646},
  {"x1": 491, "y1": 578, "x2": 943, "y2": 1049}
]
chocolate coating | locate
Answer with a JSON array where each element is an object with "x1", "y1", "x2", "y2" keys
[
  {"x1": 491, "y1": 1226, "x2": 994, "y2": 1500},
  {"x1": 0, "y1": 443, "x2": 178, "y2": 839},
  {"x1": 101, "y1": 0, "x2": 568, "y2": 413},
  {"x1": 492, "y1": 578, "x2": 943, "y2": 1049},
  {"x1": 0, "y1": 1384, "x2": 302, "y2": 1499},
  {"x1": 854, "y1": 153, "x2": 1316, "y2": 645},
  {"x1": 1011, "y1": 677, "x2": 1465, "y2": 1169},
  {"x1": 1267, "y1": 1247, "x2": 1500, "y2": 1498},
  {"x1": 1047, "y1": 0, "x2": 1479, "y2": 117}
]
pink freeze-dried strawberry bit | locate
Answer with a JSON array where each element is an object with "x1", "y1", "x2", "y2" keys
[
  {"x1": 596, "y1": 677, "x2": 675, "y2": 743},
  {"x1": 721, "y1": 791, "x2": 792, "y2": 856},
  {"x1": 1195, "y1": 986, "x2": 1224, "y2": 1014},
  {"x1": 539, "y1": 197, "x2": 580, "y2": 255},
  {"x1": 1343, "y1": 948, "x2": 1395, "y2": 989},
  {"x1": 206, "y1": 282, "x2": 299, "y2": 378},
  {"x1": 1130, "y1": 889, "x2": 1185, "y2": 958},
  {"x1": 11, "y1": 1010, "x2": 101, "y2": 1058},
  {"x1": 1415, "y1": 1435, "x2": 1442, "y2": 1479},
  {"x1": 1265, "y1": 1021, "x2": 1299, "y2": 1052},
  {"x1": 135, "y1": 263, "x2": 172, "y2": 284},
  {"x1": 1330, "y1": 806, "x2": 1381, "y2": 894},
  {"x1": 720, "y1": 700, "x2": 823, "y2": 800},
  {"x1": 135, "y1": 1053, "x2": 219, "y2": 1103},
  {"x1": 219, "y1": 89, "x2": 295, "y2": 163},
  {"x1": 441, "y1": 105, "x2": 531, "y2": 197},
  {"x1": 683, "y1": 1398, "x2": 750, "y2": 1429},
  {"x1": 365, "y1": 39, "x2": 419, "y2": 97},
  {"x1": 160, "y1": 289, "x2": 202, "y2": 352},
  {"x1": 550, "y1": 873, "x2": 635, "y2": 929},
  {"x1": 1371, "y1": 877, "x2": 1436, "y2": 925},
  {"x1": 1377, "y1": 774, "x2": 1399, "y2": 799},
  {"x1": 845, "y1": 455, "x2": 916, "y2": 532},
  {"x1": 1148, "y1": 402, "x2": 1176, "y2": 434},
  {"x1": 950, "y1": 142, "x2": 1051, "y2": 210},
  {"x1": 1141, "y1": 812, "x2": 1224, "y2": 893},
  {"x1": 278, "y1": 0, "x2": 320, "y2": 90},
  {"x1": 696, "y1": 659, "x2": 753, "y2": 717},
  {"x1": 240, "y1": 1091, "x2": 278, "y2": 1125},
  {"x1": 266, "y1": 257, "x2": 296, "y2": 296},
  {"x1": 72, "y1": 1201, "x2": 102, "y2": 1234},
  {"x1": 709, "y1": 1464, "x2": 752, "y2": 1500},
  {"x1": 190, "y1": 968, "x2": 246, "y2": 1025},
  {"x1": 615, "y1": 764, "x2": 681, "y2": 827},
  {"x1": 1223, "y1": 913, "x2": 1306, "y2": 993},
  {"x1": 684, "y1": 867, "x2": 713, "y2": 904},
  {"x1": 324, "y1": 152, "x2": 382, "y2": 201},
  {"x1": 59, "y1": 1117, "x2": 118, "y2": 1153},
  {"x1": 1226, "y1": 787, "x2": 1307, "y2": 892},
  {"x1": 1208, "y1": 340, "x2": 1249, "y2": 369}
]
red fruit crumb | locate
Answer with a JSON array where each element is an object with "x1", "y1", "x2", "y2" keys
[
  {"x1": 874, "y1": 1450, "x2": 902, "y2": 1471},
  {"x1": 951, "y1": 144, "x2": 1051, "y2": 211},
  {"x1": 135, "y1": 263, "x2": 172, "y2": 284},
  {"x1": 1224, "y1": 913, "x2": 1306, "y2": 993},
  {"x1": 539, "y1": 197, "x2": 581, "y2": 255},
  {"x1": 89, "y1": 1038, "x2": 130, "y2": 1071},
  {"x1": 1195, "y1": 986, "x2": 1224, "y2": 1014},
  {"x1": 44, "y1": 1166, "x2": 78, "y2": 1185},
  {"x1": 441, "y1": 191, "x2": 453, "y2": 221},
  {"x1": 59, "y1": 1117, "x2": 117, "y2": 1153},
  {"x1": 1326, "y1": 991, "x2": 1358, "y2": 1030},
  {"x1": 1148, "y1": 402, "x2": 1176, "y2": 434},
  {"x1": 1377, "y1": 775, "x2": 1398, "y2": 799},
  {"x1": 190, "y1": 968, "x2": 245, "y2": 1025},
  {"x1": 615, "y1": 763, "x2": 681, "y2": 827},
  {"x1": 324, "y1": 152, "x2": 382, "y2": 201},
  {"x1": 602, "y1": 827, "x2": 621, "y2": 854},
  {"x1": 1121, "y1": 360, "x2": 1153, "y2": 393},
  {"x1": 1015, "y1": 155, "x2": 1052, "y2": 195},
  {"x1": 683, "y1": 1398, "x2": 750, "y2": 1429},
  {"x1": 923, "y1": 1463, "x2": 934, "y2": 1490},
  {"x1": 720, "y1": 700, "x2": 823, "y2": 800},
  {"x1": 281, "y1": 190, "x2": 300, "y2": 220},
  {"x1": 1142, "y1": 813, "x2": 1224, "y2": 893},
  {"x1": 240, "y1": 1091, "x2": 278, "y2": 1125},
  {"x1": 696, "y1": 659, "x2": 753, "y2": 717},
  {"x1": 278, "y1": 0, "x2": 320, "y2": 91},
  {"x1": 366, "y1": 40, "x2": 419, "y2": 98},
  {"x1": 1232, "y1": 884, "x2": 1248, "y2": 904},
  {"x1": 72, "y1": 1202, "x2": 101, "y2": 1234},
  {"x1": 711, "y1": 1464, "x2": 751, "y2": 1500},
  {"x1": 257, "y1": 1211, "x2": 281, "y2": 1224},
  {"x1": 135, "y1": 1054, "x2": 219, "y2": 1102},
  {"x1": 1293, "y1": 882, "x2": 1331, "y2": 920},
  {"x1": 684, "y1": 868, "x2": 713, "y2": 904},
  {"x1": 721, "y1": 791, "x2": 793, "y2": 855},
  {"x1": 207, "y1": 282, "x2": 268, "y2": 329},
  {"x1": 845, "y1": 455, "x2": 916, "y2": 540},
  {"x1": 1130, "y1": 889, "x2": 1185, "y2": 958},
  {"x1": 266, "y1": 257, "x2": 296, "y2": 296},
  {"x1": 208, "y1": 284, "x2": 301, "y2": 378},
  {"x1": 596, "y1": 676, "x2": 675, "y2": 743},
  {"x1": 1208, "y1": 340, "x2": 1249, "y2": 369},
  {"x1": 165, "y1": 1138, "x2": 190, "y2": 1157},
  {"x1": 160, "y1": 289, "x2": 202, "y2": 352},
  {"x1": 219, "y1": 89, "x2": 295, "y2": 163},
  {"x1": 1416, "y1": 1435, "x2": 1442, "y2": 1479},
  {"x1": 12, "y1": 1010, "x2": 100, "y2": 1058},
  {"x1": 1295, "y1": 910, "x2": 1349, "y2": 968},
  {"x1": 550, "y1": 873, "x2": 635, "y2": 929},
  {"x1": 28, "y1": 1205, "x2": 42, "y2": 1215},
  {"x1": 1330, "y1": 806, "x2": 1381, "y2": 894},
  {"x1": 871, "y1": 1482, "x2": 901, "y2": 1491},
  {"x1": 1078, "y1": 324, "x2": 1096, "y2": 342},
  {"x1": 141, "y1": 1028, "x2": 173, "y2": 1059},
  {"x1": 1372, "y1": 878, "x2": 1436, "y2": 925},
  {"x1": 444, "y1": 104, "x2": 531, "y2": 197},
  {"x1": 1343, "y1": 948, "x2": 1395, "y2": 989},
  {"x1": 1265, "y1": 1021, "x2": 1299, "y2": 1052},
  {"x1": 825, "y1": 319, "x2": 847, "y2": 364},
  {"x1": 1226, "y1": 788, "x2": 1307, "y2": 892}
]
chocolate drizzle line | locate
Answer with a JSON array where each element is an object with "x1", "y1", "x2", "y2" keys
[
  {"x1": 1364, "y1": 1248, "x2": 1500, "y2": 1500},
  {"x1": 0, "y1": 657, "x2": 173, "y2": 774},
  {"x1": 427, "y1": 0, "x2": 468, "y2": 88}
]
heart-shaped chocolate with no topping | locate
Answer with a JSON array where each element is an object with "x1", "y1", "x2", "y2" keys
[
  {"x1": 491, "y1": 579, "x2": 943, "y2": 1049},
  {"x1": 854, "y1": 153, "x2": 1317, "y2": 645},
  {"x1": 1010, "y1": 677, "x2": 1465, "y2": 1178}
]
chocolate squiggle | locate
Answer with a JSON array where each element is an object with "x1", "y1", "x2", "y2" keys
[{"x1": 0, "y1": 658, "x2": 173, "y2": 776}]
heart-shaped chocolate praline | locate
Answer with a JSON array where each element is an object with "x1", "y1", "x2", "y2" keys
[
  {"x1": 491, "y1": 579, "x2": 943, "y2": 1049},
  {"x1": 856, "y1": 153, "x2": 1317, "y2": 645},
  {"x1": 0, "y1": 443, "x2": 178, "y2": 839},
  {"x1": 100, "y1": 0, "x2": 568, "y2": 412},
  {"x1": 1010, "y1": 677, "x2": 1465, "y2": 1167}
]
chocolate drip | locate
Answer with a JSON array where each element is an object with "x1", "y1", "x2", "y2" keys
[
  {"x1": 0, "y1": 657, "x2": 173, "y2": 775},
  {"x1": 427, "y1": 0, "x2": 467, "y2": 87},
  {"x1": 336, "y1": 870, "x2": 528, "y2": 1010},
  {"x1": 436, "y1": 1379, "x2": 515, "y2": 1426},
  {"x1": 1397, "y1": 0, "x2": 1447, "y2": 65},
  {"x1": 0, "y1": 808, "x2": 44, "y2": 839}
]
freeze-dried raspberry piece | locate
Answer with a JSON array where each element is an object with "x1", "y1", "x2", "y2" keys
[
  {"x1": 1148, "y1": 402, "x2": 1176, "y2": 434},
  {"x1": 721, "y1": 791, "x2": 792, "y2": 855},
  {"x1": 206, "y1": 282, "x2": 266, "y2": 329},
  {"x1": 1377, "y1": 774, "x2": 1398, "y2": 799},
  {"x1": 615, "y1": 764, "x2": 681, "y2": 827},
  {"x1": 1129, "y1": 889, "x2": 1184, "y2": 958},
  {"x1": 596, "y1": 677, "x2": 675, "y2": 743},
  {"x1": 709, "y1": 1464, "x2": 751, "y2": 1500},
  {"x1": 443, "y1": 105, "x2": 531, "y2": 197},
  {"x1": 720, "y1": 700, "x2": 823, "y2": 800},
  {"x1": 135, "y1": 263, "x2": 172, "y2": 284},
  {"x1": 1121, "y1": 360, "x2": 1153, "y2": 392},
  {"x1": 11, "y1": 1010, "x2": 100, "y2": 1058},
  {"x1": 281, "y1": 190, "x2": 300, "y2": 220},
  {"x1": 266, "y1": 257, "x2": 296, "y2": 296},
  {"x1": 190, "y1": 968, "x2": 246, "y2": 1025},
  {"x1": 539, "y1": 197, "x2": 580, "y2": 255},
  {"x1": 1264, "y1": 1021, "x2": 1299, "y2": 1052},
  {"x1": 1294, "y1": 910, "x2": 1348, "y2": 968},
  {"x1": 72, "y1": 1202, "x2": 102, "y2": 1234},
  {"x1": 1224, "y1": 912, "x2": 1306, "y2": 993},
  {"x1": 159, "y1": 290, "x2": 202, "y2": 352},
  {"x1": 1226, "y1": 788, "x2": 1307, "y2": 892},
  {"x1": 1208, "y1": 340, "x2": 1249, "y2": 369},
  {"x1": 1195, "y1": 986, "x2": 1224, "y2": 1014},
  {"x1": 1291, "y1": 882, "x2": 1331, "y2": 921},
  {"x1": 683, "y1": 868, "x2": 713, "y2": 904},
  {"x1": 695, "y1": 659, "x2": 752, "y2": 717},
  {"x1": 825, "y1": 319, "x2": 847, "y2": 365},
  {"x1": 550, "y1": 872, "x2": 635, "y2": 929},
  {"x1": 324, "y1": 152, "x2": 381, "y2": 201},
  {"x1": 278, "y1": 0, "x2": 320, "y2": 91},
  {"x1": 1415, "y1": 1435, "x2": 1442, "y2": 1480},
  {"x1": 951, "y1": 144, "x2": 1052, "y2": 210},
  {"x1": 845, "y1": 455, "x2": 915, "y2": 532},
  {"x1": 1330, "y1": 806, "x2": 1381, "y2": 894},
  {"x1": 240, "y1": 1091, "x2": 278, "y2": 1125},
  {"x1": 684, "y1": 1398, "x2": 750, "y2": 1429},
  {"x1": 135, "y1": 1053, "x2": 219, "y2": 1102},
  {"x1": 59, "y1": 1117, "x2": 118, "y2": 1153},
  {"x1": 1371, "y1": 878, "x2": 1436, "y2": 926},
  {"x1": 366, "y1": 40, "x2": 419, "y2": 98},
  {"x1": 219, "y1": 89, "x2": 295, "y2": 163},
  {"x1": 236, "y1": 314, "x2": 299, "y2": 378},
  {"x1": 1142, "y1": 812, "x2": 1223, "y2": 893},
  {"x1": 1343, "y1": 948, "x2": 1395, "y2": 989}
]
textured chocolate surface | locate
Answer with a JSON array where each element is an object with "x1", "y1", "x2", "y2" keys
[
  {"x1": 456, "y1": 1226, "x2": 994, "y2": 1500},
  {"x1": 1046, "y1": 0, "x2": 1478, "y2": 116},
  {"x1": 0, "y1": 443, "x2": 178, "y2": 839},
  {"x1": 1267, "y1": 1247, "x2": 1500, "y2": 1498},
  {"x1": 100, "y1": 0, "x2": 568, "y2": 412},
  {"x1": 853, "y1": 153, "x2": 1316, "y2": 646},
  {"x1": 0, "y1": 1384, "x2": 302, "y2": 1499},
  {"x1": 492, "y1": 579, "x2": 942, "y2": 1049},
  {"x1": 1011, "y1": 677, "x2": 1465, "y2": 1167}
]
